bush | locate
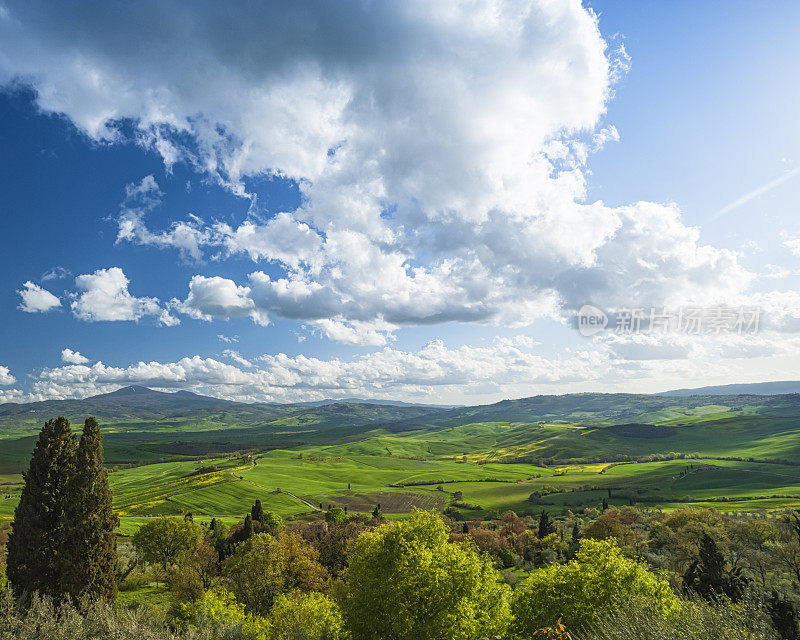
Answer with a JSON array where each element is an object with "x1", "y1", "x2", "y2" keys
[
  {"x1": 586, "y1": 595, "x2": 778, "y2": 640},
  {"x1": 268, "y1": 591, "x2": 345, "y2": 640},
  {"x1": 180, "y1": 587, "x2": 269, "y2": 638},
  {"x1": 0, "y1": 588, "x2": 215, "y2": 639},
  {"x1": 510, "y1": 539, "x2": 680, "y2": 636}
]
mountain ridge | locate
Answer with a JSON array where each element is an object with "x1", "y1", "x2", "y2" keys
[{"x1": 657, "y1": 381, "x2": 800, "y2": 396}]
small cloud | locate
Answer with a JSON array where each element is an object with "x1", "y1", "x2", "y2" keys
[
  {"x1": 0, "y1": 365, "x2": 16, "y2": 385},
  {"x1": 741, "y1": 240, "x2": 762, "y2": 254},
  {"x1": 41, "y1": 266, "x2": 72, "y2": 281},
  {"x1": 61, "y1": 348, "x2": 89, "y2": 364},
  {"x1": 217, "y1": 334, "x2": 239, "y2": 343},
  {"x1": 18, "y1": 281, "x2": 61, "y2": 313},
  {"x1": 223, "y1": 349, "x2": 253, "y2": 368},
  {"x1": 781, "y1": 230, "x2": 800, "y2": 257}
]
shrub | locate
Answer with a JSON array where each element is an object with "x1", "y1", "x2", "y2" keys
[
  {"x1": 0, "y1": 588, "x2": 223, "y2": 639},
  {"x1": 510, "y1": 539, "x2": 680, "y2": 636},
  {"x1": 585, "y1": 595, "x2": 778, "y2": 640},
  {"x1": 268, "y1": 591, "x2": 345, "y2": 640},
  {"x1": 180, "y1": 587, "x2": 269, "y2": 638}
]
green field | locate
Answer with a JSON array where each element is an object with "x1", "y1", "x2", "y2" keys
[{"x1": 5, "y1": 391, "x2": 800, "y2": 532}]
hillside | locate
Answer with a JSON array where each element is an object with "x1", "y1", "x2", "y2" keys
[
  {"x1": 658, "y1": 381, "x2": 800, "y2": 396},
  {"x1": 4, "y1": 386, "x2": 800, "y2": 528}
]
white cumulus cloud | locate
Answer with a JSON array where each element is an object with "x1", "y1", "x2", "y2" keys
[
  {"x1": 0, "y1": 365, "x2": 16, "y2": 385},
  {"x1": 18, "y1": 281, "x2": 61, "y2": 313},
  {"x1": 61, "y1": 348, "x2": 89, "y2": 364},
  {"x1": 4, "y1": 1, "x2": 785, "y2": 347},
  {"x1": 71, "y1": 267, "x2": 178, "y2": 325}
]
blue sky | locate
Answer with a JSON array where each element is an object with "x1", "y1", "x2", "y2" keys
[{"x1": 1, "y1": 1, "x2": 800, "y2": 403}]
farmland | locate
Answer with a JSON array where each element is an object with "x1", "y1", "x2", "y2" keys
[{"x1": 4, "y1": 386, "x2": 800, "y2": 532}]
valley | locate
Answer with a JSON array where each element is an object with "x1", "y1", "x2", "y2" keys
[{"x1": 3, "y1": 385, "x2": 800, "y2": 532}]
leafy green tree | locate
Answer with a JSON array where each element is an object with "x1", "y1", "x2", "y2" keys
[
  {"x1": 171, "y1": 534, "x2": 222, "y2": 604},
  {"x1": 683, "y1": 533, "x2": 747, "y2": 602},
  {"x1": 62, "y1": 417, "x2": 118, "y2": 602},
  {"x1": 325, "y1": 507, "x2": 347, "y2": 523},
  {"x1": 340, "y1": 510, "x2": 512, "y2": 640},
  {"x1": 132, "y1": 516, "x2": 199, "y2": 577},
  {"x1": 7, "y1": 417, "x2": 77, "y2": 599},
  {"x1": 223, "y1": 532, "x2": 329, "y2": 615},
  {"x1": 261, "y1": 510, "x2": 285, "y2": 534},
  {"x1": 510, "y1": 538, "x2": 680, "y2": 635}
]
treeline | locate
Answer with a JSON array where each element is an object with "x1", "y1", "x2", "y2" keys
[
  {"x1": 493, "y1": 451, "x2": 800, "y2": 467},
  {"x1": 2, "y1": 417, "x2": 800, "y2": 639}
]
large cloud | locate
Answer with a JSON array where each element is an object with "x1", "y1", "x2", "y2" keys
[
  {"x1": 1, "y1": 0, "x2": 753, "y2": 342},
  {"x1": 61, "y1": 348, "x2": 90, "y2": 365}
]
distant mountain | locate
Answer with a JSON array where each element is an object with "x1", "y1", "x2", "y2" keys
[
  {"x1": 294, "y1": 397, "x2": 461, "y2": 409},
  {"x1": 657, "y1": 381, "x2": 800, "y2": 396},
  {"x1": 0, "y1": 384, "x2": 234, "y2": 419},
  {"x1": 4, "y1": 385, "x2": 800, "y2": 472},
  {"x1": 380, "y1": 390, "x2": 800, "y2": 432},
  {"x1": 0, "y1": 385, "x2": 450, "y2": 444},
  {"x1": 87, "y1": 385, "x2": 235, "y2": 408}
]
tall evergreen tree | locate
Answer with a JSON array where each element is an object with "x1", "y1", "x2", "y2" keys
[
  {"x1": 537, "y1": 510, "x2": 555, "y2": 539},
  {"x1": 242, "y1": 514, "x2": 254, "y2": 540},
  {"x1": 63, "y1": 417, "x2": 118, "y2": 602},
  {"x1": 251, "y1": 499, "x2": 265, "y2": 525},
  {"x1": 6, "y1": 417, "x2": 77, "y2": 599},
  {"x1": 683, "y1": 533, "x2": 747, "y2": 602}
]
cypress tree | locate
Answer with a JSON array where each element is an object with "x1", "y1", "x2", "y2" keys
[
  {"x1": 537, "y1": 510, "x2": 555, "y2": 539},
  {"x1": 63, "y1": 417, "x2": 118, "y2": 602},
  {"x1": 251, "y1": 499, "x2": 265, "y2": 525},
  {"x1": 242, "y1": 514, "x2": 254, "y2": 540},
  {"x1": 7, "y1": 417, "x2": 77, "y2": 599},
  {"x1": 683, "y1": 533, "x2": 747, "y2": 601}
]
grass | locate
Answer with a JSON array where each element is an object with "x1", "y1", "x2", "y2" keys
[{"x1": 7, "y1": 395, "x2": 800, "y2": 532}]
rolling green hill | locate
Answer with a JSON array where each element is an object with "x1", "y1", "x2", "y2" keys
[{"x1": 5, "y1": 386, "x2": 800, "y2": 531}]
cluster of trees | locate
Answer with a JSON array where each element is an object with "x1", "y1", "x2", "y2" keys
[
  {"x1": 3, "y1": 416, "x2": 800, "y2": 639},
  {"x1": 4, "y1": 416, "x2": 117, "y2": 603}
]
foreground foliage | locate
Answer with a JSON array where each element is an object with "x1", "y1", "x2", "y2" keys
[
  {"x1": 510, "y1": 539, "x2": 680, "y2": 635},
  {"x1": 339, "y1": 510, "x2": 511, "y2": 640},
  {"x1": 585, "y1": 596, "x2": 779, "y2": 640}
]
